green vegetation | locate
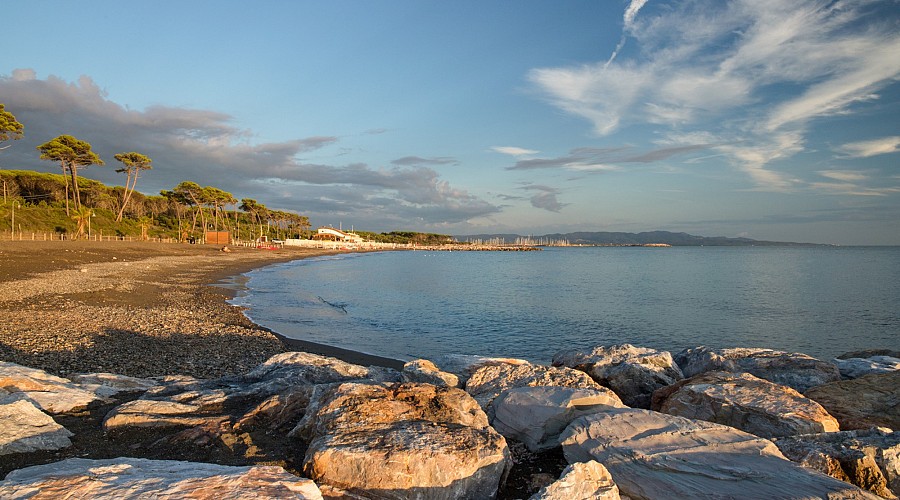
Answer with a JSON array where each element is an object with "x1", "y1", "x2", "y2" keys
[
  {"x1": 36, "y1": 135, "x2": 104, "y2": 215},
  {"x1": 113, "y1": 152, "x2": 153, "y2": 222},
  {"x1": 0, "y1": 104, "x2": 24, "y2": 145},
  {"x1": 0, "y1": 169, "x2": 310, "y2": 241},
  {"x1": 354, "y1": 231, "x2": 454, "y2": 245}
]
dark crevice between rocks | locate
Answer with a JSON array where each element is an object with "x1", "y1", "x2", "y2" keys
[{"x1": 497, "y1": 440, "x2": 568, "y2": 499}]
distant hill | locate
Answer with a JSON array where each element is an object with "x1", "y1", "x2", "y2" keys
[{"x1": 455, "y1": 230, "x2": 826, "y2": 246}]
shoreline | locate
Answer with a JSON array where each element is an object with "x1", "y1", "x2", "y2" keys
[
  {"x1": 0, "y1": 240, "x2": 404, "y2": 378},
  {"x1": 204, "y1": 249, "x2": 407, "y2": 370}
]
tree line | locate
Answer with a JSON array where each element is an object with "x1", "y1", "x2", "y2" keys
[{"x1": 0, "y1": 103, "x2": 310, "y2": 241}]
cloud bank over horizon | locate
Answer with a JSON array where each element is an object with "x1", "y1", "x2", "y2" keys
[{"x1": 0, "y1": 69, "x2": 501, "y2": 229}]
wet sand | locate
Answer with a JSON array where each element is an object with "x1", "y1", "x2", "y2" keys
[{"x1": 0, "y1": 240, "x2": 404, "y2": 378}]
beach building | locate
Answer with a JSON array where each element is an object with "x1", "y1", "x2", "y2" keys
[{"x1": 312, "y1": 227, "x2": 364, "y2": 244}]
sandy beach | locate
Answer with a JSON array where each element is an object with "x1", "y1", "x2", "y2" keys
[{"x1": 0, "y1": 240, "x2": 404, "y2": 379}]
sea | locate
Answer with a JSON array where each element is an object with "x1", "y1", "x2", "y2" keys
[{"x1": 229, "y1": 246, "x2": 900, "y2": 363}]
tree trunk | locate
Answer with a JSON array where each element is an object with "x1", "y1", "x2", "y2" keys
[
  {"x1": 69, "y1": 164, "x2": 81, "y2": 212},
  {"x1": 60, "y1": 163, "x2": 71, "y2": 216},
  {"x1": 115, "y1": 169, "x2": 135, "y2": 222}
]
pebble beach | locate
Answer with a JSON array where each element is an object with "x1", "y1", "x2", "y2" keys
[{"x1": 0, "y1": 240, "x2": 402, "y2": 380}]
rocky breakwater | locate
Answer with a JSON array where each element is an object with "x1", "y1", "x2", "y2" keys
[{"x1": 0, "y1": 345, "x2": 898, "y2": 499}]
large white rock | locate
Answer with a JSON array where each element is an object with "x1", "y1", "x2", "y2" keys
[
  {"x1": 560, "y1": 408, "x2": 878, "y2": 499},
  {"x1": 674, "y1": 346, "x2": 841, "y2": 392},
  {"x1": 0, "y1": 361, "x2": 102, "y2": 414},
  {"x1": 296, "y1": 382, "x2": 510, "y2": 499},
  {"x1": 552, "y1": 344, "x2": 683, "y2": 408},
  {"x1": 430, "y1": 354, "x2": 531, "y2": 386},
  {"x1": 0, "y1": 457, "x2": 323, "y2": 499},
  {"x1": 652, "y1": 371, "x2": 840, "y2": 438},
  {"x1": 245, "y1": 351, "x2": 389, "y2": 385},
  {"x1": 529, "y1": 461, "x2": 621, "y2": 500},
  {"x1": 833, "y1": 356, "x2": 900, "y2": 379},
  {"x1": 776, "y1": 427, "x2": 900, "y2": 499},
  {"x1": 465, "y1": 362, "x2": 603, "y2": 411},
  {"x1": 0, "y1": 399, "x2": 73, "y2": 456},
  {"x1": 492, "y1": 386, "x2": 624, "y2": 451},
  {"x1": 401, "y1": 359, "x2": 460, "y2": 388},
  {"x1": 68, "y1": 372, "x2": 158, "y2": 398}
]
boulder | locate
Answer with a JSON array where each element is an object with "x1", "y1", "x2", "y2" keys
[
  {"x1": 0, "y1": 399, "x2": 73, "y2": 456},
  {"x1": 67, "y1": 372, "x2": 158, "y2": 398},
  {"x1": 491, "y1": 386, "x2": 624, "y2": 451},
  {"x1": 96, "y1": 352, "x2": 401, "y2": 461},
  {"x1": 296, "y1": 382, "x2": 510, "y2": 499},
  {"x1": 776, "y1": 428, "x2": 900, "y2": 499},
  {"x1": 529, "y1": 461, "x2": 620, "y2": 500},
  {"x1": 465, "y1": 362, "x2": 603, "y2": 411},
  {"x1": 674, "y1": 346, "x2": 841, "y2": 392},
  {"x1": 805, "y1": 371, "x2": 900, "y2": 431},
  {"x1": 0, "y1": 361, "x2": 102, "y2": 413},
  {"x1": 431, "y1": 354, "x2": 531, "y2": 386},
  {"x1": 244, "y1": 351, "x2": 395, "y2": 386},
  {"x1": 401, "y1": 359, "x2": 460, "y2": 388},
  {"x1": 652, "y1": 371, "x2": 840, "y2": 438},
  {"x1": 0, "y1": 457, "x2": 323, "y2": 499},
  {"x1": 834, "y1": 356, "x2": 900, "y2": 380},
  {"x1": 103, "y1": 399, "x2": 217, "y2": 432},
  {"x1": 552, "y1": 344, "x2": 683, "y2": 408},
  {"x1": 560, "y1": 408, "x2": 878, "y2": 499},
  {"x1": 838, "y1": 350, "x2": 900, "y2": 360},
  {"x1": 235, "y1": 385, "x2": 315, "y2": 433}
]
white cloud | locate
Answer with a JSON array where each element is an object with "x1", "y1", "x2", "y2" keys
[
  {"x1": 811, "y1": 170, "x2": 900, "y2": 196},
  {"x1": 528, "y1": 0, "x2": 900, "y2": 191},
  {"x1": 606, "y1": 0, "x2": 651, "y2": 67},
  {"x1": 491, "y1": 146, "x2": 539, "y2": 157},
  {"x1": 837, "y1": 136, "x2": 900, "y2": 158},
  {"x1": 818, "y1": 170, "x2": 869, "y2": 182}
]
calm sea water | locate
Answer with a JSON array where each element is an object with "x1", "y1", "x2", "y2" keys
[{"x1": 230, "y1": 246, "x2": 900, "y2": 363}]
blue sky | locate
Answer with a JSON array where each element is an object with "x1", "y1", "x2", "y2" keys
[{"x1": 2, "y1": 0, "x2": 899, "y2": 244}]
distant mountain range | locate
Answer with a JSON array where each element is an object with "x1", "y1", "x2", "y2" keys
[{"x1": 455, "y1": 231, "x2": 827, "y2": 247}]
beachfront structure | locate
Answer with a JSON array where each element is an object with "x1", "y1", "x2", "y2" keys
[{"x1": 313, "y1": 227, "x2": 364, "y2": 243}]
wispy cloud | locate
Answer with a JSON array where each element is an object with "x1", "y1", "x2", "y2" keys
[
  {"x1": 0, "y1": 70, "x2": 500, "y2": 228},
  {"x1": 390, "y1": 156, "x2": 458, "y2": 167},
  {"x1": 812, "y1": 170, "x2": 900, "y2": 196},
  {"x1": 837, "y1": 136, "x2": 900, "y2": 158},
  {"x1": 491, "y1": 146, "x2": 539, "y2": 157},
  {"x1": 818, "y1": 170, "x2": 869, "y2": 182},
  {"x1": 529, "y1": 0, "x2": 900, "y2": 191},
  {"x1": 505, "y1": 144, "x2": 706, "y2": 171}
]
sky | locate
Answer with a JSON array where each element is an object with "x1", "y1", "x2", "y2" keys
[{"x1": 1, "y1": 0, "x2": 899, "y2": 245}]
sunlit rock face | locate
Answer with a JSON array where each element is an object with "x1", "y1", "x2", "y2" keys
[
  {"x1": 529, "y1": 461, "x2": 621, "y2": 500},
  {"x1": 552, "y1": 343, "x2": 684, "y2": 408},
  {"x1": 491, "y1": 385, "x2": 624, "y2": 452},
  {"x1": 296, "y1": 381, "x2": 511, "y2": 499},
  {"x1": 652, "y1": 370, "x2": 840, "y2": 438},
  {"x1": 560, "y1": 408, "x2": 877, "y2": 499},
  {"x1": 0, "y1": 458, "x2": 323, "y2": 499},
  {"x1": 674, "y1": 346, "x2": 841, "y2": 392},
  {"x1": 0, "y1": 399, "x2": 73, "y2": 456},
  {"x1": 805, "y1": 371, "x2": 900, "y2": 431}
]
